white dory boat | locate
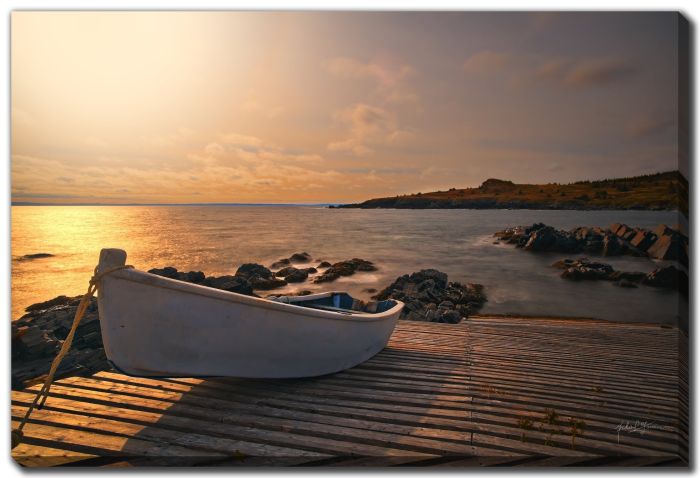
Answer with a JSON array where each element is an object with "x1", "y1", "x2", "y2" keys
[{"x1": 96, "y1": 248, "x2": 403, "y2": 378}]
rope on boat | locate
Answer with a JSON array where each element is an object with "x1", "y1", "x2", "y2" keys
[{"x1": 11, "y1": 264, "x2": 134, "y2": 449}]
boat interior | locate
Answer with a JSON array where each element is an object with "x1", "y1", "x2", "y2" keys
[{"x1": 270, "y1": 292, "x2": 398, "y2": 315}]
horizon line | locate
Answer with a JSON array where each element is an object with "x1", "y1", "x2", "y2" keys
[{"x1": 11, "y1": 201, "x2": 345, "y2": 207}]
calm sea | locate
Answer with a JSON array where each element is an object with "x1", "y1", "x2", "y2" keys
[{"x1": 11, "y1": 205, "x2": 686, "y2": 326}]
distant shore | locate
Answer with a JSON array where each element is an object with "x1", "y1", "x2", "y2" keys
[{"x1": 336, "y1": 171, "x2": 688, "y2": 215}]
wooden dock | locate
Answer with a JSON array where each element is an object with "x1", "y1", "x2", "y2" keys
[{"x1": 12, "y1": 316, "x2": 688, "y2": 467}]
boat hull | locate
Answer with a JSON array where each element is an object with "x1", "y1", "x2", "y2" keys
[{"x1": 96, "y1": 250, "x2": 402, "y2": 378}]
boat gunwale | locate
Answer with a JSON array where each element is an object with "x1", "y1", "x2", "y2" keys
[{"x1": 101, "y1": 268, "x2": 404, "y2": 323}]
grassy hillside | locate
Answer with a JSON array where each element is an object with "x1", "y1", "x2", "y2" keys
[{"x1": 339, "y1": 171, "x2": 688, "y2": 216}]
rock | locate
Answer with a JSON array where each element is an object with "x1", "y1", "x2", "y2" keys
[
  {"x1": 643, "y1": 266, "x2": 689, "y2": 294},
  {"x1": 609, "y1": 271, "x2": 647, "y2": 282},
  {"x1": 555, "y1": 258, "x2": 615, "y2": 281},
  {"x1": 304, "y1": 267, "x2": 318, "y2": 274},
  {"x1": 203, "y1": 275, "x2": 254, "y2": 295},
  {"x1": 24, "y1": 295, "x2": 75, "y2": 313},
  {"x1": 313, "y1": 258, "x2": 378, "y2": 283},
  {"x1": 149, "y1": 267, "x2": 206, "y2": 284},
  {"x1": 235, "y1": 263, "x2": 273, "y2": 280},
  {"x1": 552, "y1": 257, "x2": 689, "y2": 293},
  {"x1": 270, "y1": 258, "x2": 291, "y2": 269},
  {"x1": 601, "y1": 234, "x2": 621, "y2": 256},
  {"x1": 314, "y1": 272, "x2": 340, "y2": 283},
  {"x1": 524, "y1": 226, "x2": 558, "y2": 252},
  {"x1": 630, "y1": 230, "x2": 658, "y2": 252},
  {"x1": 438, "y1": 300, "x2": 455, "y2": 310},
  {"x1": 317, "y1": 261, "x2": 332, "y2": 268},
  {"x1": 437, "y1": 309, "x2": 462, "y2": 324},
  {"x1": 372, "y1": 269, "x2": 486, "y2": 323},
  {"x1": 275, "y1": 266, "x2": 299, "y2": 277},
  {"x1": 250, "y1": 277, "x2": 287, "y2": 290},
  {"x1": 290, "y1": 252, "x2": 312, "y2": 263},
  {"x1": 646, "y1": 226, "x2": 689, "y2": 265},
  {"x1": 20, "y1": 253, "x2": 55, "y2": 260},
  {"x1": 496, "y1": 222, "x2": 654, "y2": 258},
  {"x1": 234, "y1": 263, "x2": 285, "y2": 289},
  {"x1": 12, "y1": 295, "x2": 107, "y2": 390},
  {"x1": 148, "y1": 266, "x2": 180, "y2": 279},
  {"x1": 275, "y1": 267, "x2": 309, "y2": 283}
]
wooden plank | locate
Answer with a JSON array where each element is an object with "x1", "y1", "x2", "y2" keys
[{"x1": 11, "y1": 317, "x2": 687, "y2": 467}]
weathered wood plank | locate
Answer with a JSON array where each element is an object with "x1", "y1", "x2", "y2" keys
[{"x1": 11, "y1": 317, "x2": 687, "y2": 467}]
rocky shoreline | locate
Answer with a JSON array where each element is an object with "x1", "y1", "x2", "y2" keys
[
  {"x1": 12, "y1": 253, "x2": 487, "y2": 390},
  {"x1": 495, "y1": 222, "x2": 688, "y2": 266},
  {"x1": 552, "y1": 258, "x2": 688, "y2": 295},
  {"x1": 495, "y1": 222, "x2": 689, "y2": 296}
]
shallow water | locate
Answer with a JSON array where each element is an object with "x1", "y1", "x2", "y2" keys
[{"x1": 11, "y1": 205, "x2": 686, "y2": 326}]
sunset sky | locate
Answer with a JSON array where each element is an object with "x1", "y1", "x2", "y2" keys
[{"x1": 12, "y1": 12, "x2": 682, "y2": 204}]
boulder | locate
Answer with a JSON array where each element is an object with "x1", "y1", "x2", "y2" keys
[
  {"x1": 12, "y1": 296, "x2": 107, "y2": 390},
  {"x1": 275, "y1": 266, "x2": 298, "y2": 277},
  {"x1": 524, "y1": 226, "x2": 558, "y2": 252},
  {"x1": 235, "y1": 263, "x2": 273, "y2": 280},
  {"x1": 270, "y1": 258, "x2": 291, "y2": 269},
  {"x1": 275, "y1": 266, "x2": 309, "y2": 283},
  {"x1": 148, "y1": 266, "x2": 179, "y2": 279},
  {"x1": 643, "y1": 266, "x2": 689, "y2": 295},
  {"x1": 203, "y1": 275, "x2": 254, "y2": 295},
  {"x1": 249, "y1": 276, "x2": 287, "y2": 290},
  {"x1": 601, "y1": 234, "x2": 621, "y2": 256},
  {"x1": 24, "y1": 295, "x2": 75, "y2": 313},
  {"x1": 647, "y1": 228, "x2": 689, "y2": 265},
  {"x1": 20, "y1": 253, "x2": 55, "y2": 260},
  {"x1": 149, "y1": 267, "x2": 206, "y2": 284},
  {"x1": 554, "y1": 258, "x2": 615, "y2": 281},
  {"x1": 630, "y1": 230, "x2": 658, "y2": 252},
  {"x1": 372, "y1": 269, "x2": 486, "y2": 323},
  {"x1": 317, "y1": 261, "x2": 332, "y2": 268},
  {"x1": 313, "y1": 258, "x2": 378, "y2": 284},
  {"x1": 290, "y1": 252, "x2": 312, "y2": 263}
]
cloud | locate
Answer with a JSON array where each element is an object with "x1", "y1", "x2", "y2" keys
[
  {"x1": 326, "y1": 57, "x2": 414, "y2": 87},
  {"x1": 463, "y1": 51, "x2": 511, "y2": 75},
  {"x1": 220, "y1": 133, "x2": 264, "y2": 149},
  {"x1": 328, "y1": 103, "x2": 413, "y2": 157},
  {"x1": 564, "y1": 58, "x2": 638, "y2": 87},
  {"x1": 626, "y1": 115, "x2": 673, "y2": 138},
  {"x1": 325, "y1": 57, "x2": 419, "y2": 105},
  {"x1": 240, "y1": 90, "x2": 286, "y2": 118},
  {"x1": 464, "y1": 51, "x2": 639, "y2": 90}
]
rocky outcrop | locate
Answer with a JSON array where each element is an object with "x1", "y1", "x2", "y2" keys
[
  {"x1": 643, "y1": 265, "x2": 689, "y2": 295},
  {"x1": 496, "y1": 222, "x2": 687, "y2": 265},
  {"x1": 552, "y1": 258, "x2": 688, "y2": 294},
  {"x1": 149, "y1": 266, "x2": 255, "y2": 295},
  {"x1": 12, "y1": 296, "x2": 107, "y2": 390},
  {"x1": 270, "y1": 252, "x2": 312, "y2": 269},
  {"x1": 313, "y1": 258, "x2": 378, "y2": 283},
  {"x1": 274, "y1": 266, "x2": 309, "y2": 283},
  {"x1": 372, "y1": 269, "x2": 487, "y2": 324},
  {"x1": 148, "y1": 266, "x2": 206, "y2": 284},
  {"x1": 646, "y1": 225, "x2": 689, "y2": 264},
  {"x1": 234, "y1": 263, "x2": 286, "y2": 290},
  {"x1": 18, "y1": 253, "x2": 55, "y2": 260}
]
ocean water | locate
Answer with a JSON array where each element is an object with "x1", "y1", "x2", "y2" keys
[{"x1": 11, "y1": 205, "x2": 686, "y2": 326}]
